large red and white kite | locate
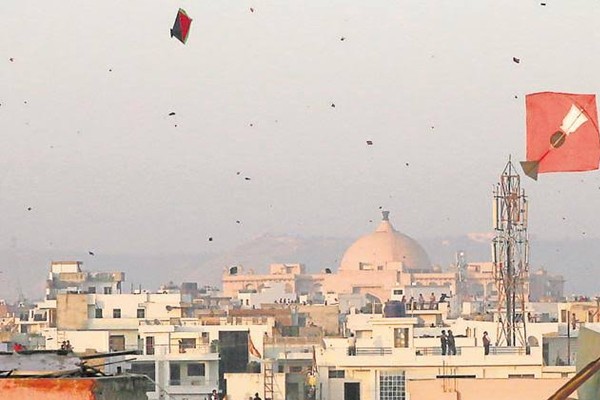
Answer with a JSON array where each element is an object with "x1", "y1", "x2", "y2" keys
[{"x1": 520, "y1": 92, "x2": 600, "y2": 180}]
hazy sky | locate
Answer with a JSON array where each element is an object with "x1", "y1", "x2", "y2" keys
[{"x1": 3, "y1": 1, "x2": 600, "y2": 263}]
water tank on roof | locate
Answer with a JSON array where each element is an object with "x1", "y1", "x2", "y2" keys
[{"x1": 383, "y1": 300, "x2": 406, "y2": 318}]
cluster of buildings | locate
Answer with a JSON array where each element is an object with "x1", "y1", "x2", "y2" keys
[{"x1": 1, "y1": 211, "x2": 599, "y2": 399}]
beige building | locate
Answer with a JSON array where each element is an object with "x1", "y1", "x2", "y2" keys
[
  {"x1": 223, "y1": 263, "x2": 316, "y2": 299},
  {"x1": 529, "y1": 268, "x2": 566, "y2": 302},
  {"x1": 316, "y1": 315, "x2": 574, "y2": 400},
  {"x1": 46, "y1": 261, "x2": 125, "y2": 300},
  {"x1": 223, "y1": 212, "x2": 459, "y2": 306}
]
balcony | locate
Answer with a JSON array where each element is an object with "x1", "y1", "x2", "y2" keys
[
  {"x1": 139, "y1": 343, "x2": 219, "y2": 361},
  {"x1": 350, "y1": 347, "x2": 393, "y2": 356},
  {"x1": 416, "y1": 347, "x2": 463, "y2": 356},
  {"x1": 86, "y1": 272, "x2": 124, "y2": 282},
  {"x1": 406, "y1": 303, "x2": 439, "y2": 311},
  {"x1": 161, "y1": 379, "x2": 220, "y2": 397},
  {"x1": 320, "y1": 339, "x2": 543, "y2": 370}
]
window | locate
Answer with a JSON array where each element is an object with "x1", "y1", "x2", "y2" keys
[
  {"x1": 113, "y1": 309, "x2": 121, "y2": 318},
  {"x1": 95, "y1": 308, "x2": 103, "y2": 318},
  {"x1": 201, "y1": 332, "x2": 209, "y2": 343},
  {"x1": 179, "y1": 338, "x2": 196, "y2": 351},
  {"x1": 130, "y1": 362, "x2": 156, "y2": 392},
  {"x1": 289, "y1": 366, "x2": 303, "y2": 373},
  {"x1": 87, "y1": 287, "x2": 96, "y2": 294},
  {"x1": 394, "y1": 328, "x2": 409, "y2": 348},
  {"x1": 379, "y1": 370, "x2": 406, "y2": 400},
  {"x1": 181, "y1": 338, "x2": 196, "y2": 349},
  {"x1": 109, "y1": 335, "x2": 125, "y2": 351},
  {"x1": 104, "y1": 287, "x2": 112, "y2": 295},
  {"x1": 328, "y1": 370, "x2": 345, "y2": 378},
  {"x1": 508, "y1": 374, "x2": 535, "y2": 379},
  {"x1": 146, "y1": 336, "x2": 155, "y2": 355},
  {"x1": 137, "y1": 308, "x2": 145, "y2": 318},
  {"x1": 187, "y1": 363, "x2": 205, "y2": 376},
  {"x1": 170, "y1": 363, "x2": 181, "y2": 386}
]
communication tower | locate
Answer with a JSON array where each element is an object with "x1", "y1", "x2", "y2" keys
[{"x1": 492, "y1": 158, "x2": 529, "y2": 347}]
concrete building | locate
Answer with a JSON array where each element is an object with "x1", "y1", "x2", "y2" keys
[
  {"x1": 529, "y1": 268, "x2": 566, "y2": 302},
  {"x1": 223, "y1": 212, "x2": 459, "y2": 307},
  {"x1": 46, "y1": 261, "x2": 124, "y2": 300},
  {"x1": 315, "y1": 314, "x2": 574, "y2": 400},
  {"x1": 223, "y1": 263, "x2": 317, "y2": 299},
  {"x1": 134, "y1": 321, "x2": 269, "y2": 400},
  {"x1": 38, "y1": 291, "x2": 185, "y2": 354}
]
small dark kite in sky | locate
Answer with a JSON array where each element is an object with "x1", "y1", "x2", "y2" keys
[{"x1": 171, "y1": 9, "x2": 193, "y2": 44}]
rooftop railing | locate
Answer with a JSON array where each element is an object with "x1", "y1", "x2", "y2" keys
[
  {"x1": 351, "y1": 347, "x2": 393, "y2": 356},
  {"x1": 264, "y1": 336, "x2": 322, "y2": 345},
  {"x1": 415, "y1": 347, "x2": 463, "y2": 356},
  {"x1": 415, "y1": 346, "x2": 529, "y2": 356},
  {"x1": 143, "y1": 342, "x2": 215, "y2": 356},
  {"x1": 406, "y1": 302, "x2": 439, "y2": 311}
]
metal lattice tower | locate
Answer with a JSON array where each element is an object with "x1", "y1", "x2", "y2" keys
[{"x1": 492, "y1": 158, "x2": 530, "y2": 347}]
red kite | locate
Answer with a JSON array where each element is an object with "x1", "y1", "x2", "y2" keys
[
  {"x1": 171, "y1": 9, "x2": 192, "y2": 44},
  {"x1": 520, "y1": 92, "x2": 600, "y2": 180}
]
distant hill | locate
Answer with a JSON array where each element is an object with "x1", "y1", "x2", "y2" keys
[
  {"x1": 184, "y1": 234, "x2": 353, "y2": 283},
  {"x1": 1, "y1": 234, "x2": 598, "y2": 302}
]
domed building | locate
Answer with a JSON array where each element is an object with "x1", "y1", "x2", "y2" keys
[
  {"x1": 314, "y1": 211, "x2": 457, "y2": 303},
  {"x1": 223, "y1": 210, "x2": 457, "y2": 305},
  {"x1": 339, "y1": 211, "x2": 432, "y2": 273}
]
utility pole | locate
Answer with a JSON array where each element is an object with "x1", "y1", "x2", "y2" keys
[{"x1": 492, "y1": 158, "x2": 530, "y2": 347}]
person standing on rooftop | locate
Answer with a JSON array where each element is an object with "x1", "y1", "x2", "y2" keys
[{"x1": 440, "y1": 330, "x2": 448, "y2": 356}]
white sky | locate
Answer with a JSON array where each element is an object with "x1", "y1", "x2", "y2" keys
[{"x1": 2, "y1": 0, "x2": 600, "y2": 260}]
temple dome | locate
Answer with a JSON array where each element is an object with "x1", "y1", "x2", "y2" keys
[{"x1": 339, "y1": 211, "x2": 432, "y2": 272}]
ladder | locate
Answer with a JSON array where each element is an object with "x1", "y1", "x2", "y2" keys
[{"x1": 263, "y1": 359, "x2": 274, "y2": 400}]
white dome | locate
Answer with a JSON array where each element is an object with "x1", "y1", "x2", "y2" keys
[{"x1": 339, "y1": 211, "x2": 432, "y2": 272}]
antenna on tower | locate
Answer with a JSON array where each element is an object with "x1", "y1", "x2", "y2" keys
[{"x1": 492, "y1": 157, "x2": 530, "y2": 348}]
